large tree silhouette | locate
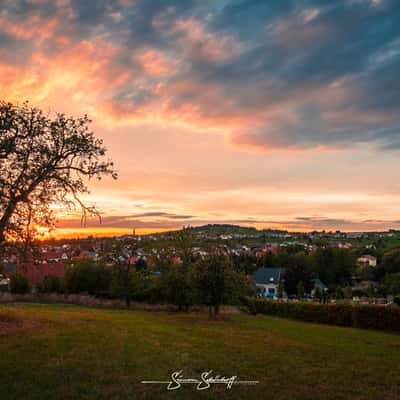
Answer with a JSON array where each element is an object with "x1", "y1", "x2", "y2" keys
[{"x1": 0, "y1": 101, "x2": 117, "y2": 244}]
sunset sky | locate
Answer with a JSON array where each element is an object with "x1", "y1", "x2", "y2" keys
[{"x1": 1, "y1": 0, "x2": 400, "y2": 236}]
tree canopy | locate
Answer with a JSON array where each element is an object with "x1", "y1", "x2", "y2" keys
[
  {"x1": 0, "y1": 101, "x2": 117, "y2": 245},
  {"x1": 380, "y1": 249, "x2": 400, "y2": 275},
  {"x1": 194, "y1": 250, "x2": 251, "y2": 318}
]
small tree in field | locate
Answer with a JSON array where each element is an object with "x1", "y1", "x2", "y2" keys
[
  {"x1": 160, "y1": 263, "x2": 195, "y2": 311},
  {"x1": 110, "y1": 258, "x2": 136, "y2": 307},
  {"x1": 194, "y1": 250, "x2": 249, "y2": 319},
  {"x1": 0, "y1": 101, "x2": 117, "y2": 246}
]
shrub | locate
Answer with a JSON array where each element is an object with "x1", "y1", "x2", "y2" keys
[
  {"x1": 242, "y1": 298, "x2": 400, "y2": 332},
  {"x1": 111, "y1": 270, "x2": 153, "y2": 306},
  {"x1": 10, "y1": 273, "x2": 31, "y2": 294},
  {"x1": 37, "y1": 276, "x2": 64, "y2": 294},
  {"x1": 159, "y1": 264, "x2": 195, "y2": 311},
  {"x1": 64, "y1": 260, "x2": 112, "y2": 296}
]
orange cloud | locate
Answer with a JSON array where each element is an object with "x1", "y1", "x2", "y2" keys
[
  {"x1": 0, "y1": 13, "x2": 58, "y2": 44},
  {"x1": 134, "y1": 49, "x2": 178, "y2": 76}
]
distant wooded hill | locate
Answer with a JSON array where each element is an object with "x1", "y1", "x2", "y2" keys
[{"x1": 187, "y1": 224, "x2": 288, "y2": 236}]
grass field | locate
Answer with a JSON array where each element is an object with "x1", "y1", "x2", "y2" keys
[{"x1": 1, "y1": 304, "x2": 399, "y2": 400}]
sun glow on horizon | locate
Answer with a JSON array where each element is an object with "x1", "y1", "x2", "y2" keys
[{"x1": 43, "y1": 227, "x2": 173, "y2": 240}]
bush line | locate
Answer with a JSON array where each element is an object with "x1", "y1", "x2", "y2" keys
[{"x1": 241, "y1": 297, "x2": 400, "y2": 332}]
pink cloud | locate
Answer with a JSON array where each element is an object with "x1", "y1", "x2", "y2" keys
[
  {"x1": 0, "y1": 13, "x2": 58, "y2": 44},
  {"x1": 134, "y1": 49, "x2": 178, "y2": 76},
  {"x1": 0, "y1": 8, "x2": 395, "y2": 155}
]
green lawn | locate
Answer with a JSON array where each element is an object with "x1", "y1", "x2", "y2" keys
[{"x1": 1, "y1": 304, "x2": 399, "y2": 400}]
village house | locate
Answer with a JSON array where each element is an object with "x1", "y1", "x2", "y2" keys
[
  {"x1": 336, "y1": 242, "x2": 352, "y2": 249},
  {"x1": 253, "y1": 267, "x2": 286, "y2": 299},
  {"x1": 311, "y1": 279, "x2": 328, "y2": 297},
  {"x1": 357, "y1": 255, "x2": 377, "y2": 268},
  {"x1": 13, "y1": 262, "x2": 67, "y2": 286}
]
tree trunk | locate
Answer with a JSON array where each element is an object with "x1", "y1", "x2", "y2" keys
[
  {"x1": 214, "y1": 304, "x2": 220, "y2": 319},
  {"x1": 0, "y1": 200, "x2": 18, "y2": 244}
]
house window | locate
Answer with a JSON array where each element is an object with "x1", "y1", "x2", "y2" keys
[{"x1": 268, "y1": 288, "x2": 275, "y2": 294}]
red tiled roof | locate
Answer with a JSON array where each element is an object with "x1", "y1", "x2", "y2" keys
[{"x1": 17, "y1": 262, "x2": 66, "y2": 284}]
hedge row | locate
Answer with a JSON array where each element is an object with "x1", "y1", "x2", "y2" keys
[{"x1": 241, "y1": 297, "x2": 400, "y2": 332}]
